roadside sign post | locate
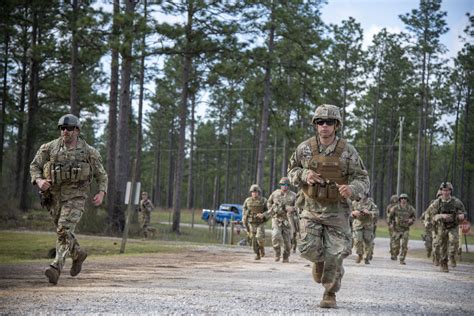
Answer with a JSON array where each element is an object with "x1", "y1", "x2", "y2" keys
[{"x1": 120, "y1": 159, "x2": 140, "y2": 254}]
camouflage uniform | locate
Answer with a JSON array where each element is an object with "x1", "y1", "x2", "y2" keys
[
  {"x1": 426, "y1": 183, "x2": 466, "y2": 272},
  {"x1": 30, "y1": 115, "x2": 107, "y2": 284},
  {"x1": 139, "y1": 193, "x2": 154, "y2": 238},
  {"x1": 264, "y1": 179, "x2": 296, "y2": 262},
  {"x1": 243, "y1": 185, "x2": 268, "y2": 260},
  {"x1": 288, "y1": 105, "x2": 369, "y2": 307},
  {"x1": 351, "y1": 197, "x2": 378, "y2": 264},
  {"x1": 387, "y1": 194, "x2": 415, "y2": 264},
  {"x1": 385, "y1": 195, "x2": 398, "y2": 255},
  {"x1": 420, "y1": 208, "x2": 434, "y2": 258}
]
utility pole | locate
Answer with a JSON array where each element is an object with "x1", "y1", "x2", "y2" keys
[{"x1": 396, "y1": 117, "x2": 405, "y2": 196}]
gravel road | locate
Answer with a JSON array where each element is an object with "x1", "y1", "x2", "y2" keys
[{"x1": 1, "y1": 236, "x2": 473, "y2": 315}]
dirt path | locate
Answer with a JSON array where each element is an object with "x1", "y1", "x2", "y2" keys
[{"x1": 0, "y1": 236, "x2": 473, "y2": 314}]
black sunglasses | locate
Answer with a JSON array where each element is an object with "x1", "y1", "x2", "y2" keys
[
  {"x1": 60, "y1": 126, "x2": 76, "y2": 131},
  {"x1": 316, "y1": 119, "x2": 336, "y2": 126}
]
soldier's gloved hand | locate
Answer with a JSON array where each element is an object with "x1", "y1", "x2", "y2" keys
[
  {"x1": 286, "y1": 206, "x2": 295, "y2": 213},
  {"x1": 442, "y1": 214, "x2": 453, "y2": 222},
  {"x1": 302, "y1": 169, "x2": 322, "y2": 185},
  {"x1": 337, "y1": 184, "x2": 352, "y2": 199},
  {"x1": 36, "y1": 178, "x2": 51, "y2": 191},
  {"x1": 256, "y1": 213, "x2": 264, "y2": 219},
  {"x1": 352, "y1": 210, "x2": 361, "y2": 217},
  {"x1": 458, "y1": 214, "x2": 465, "y2": 221}
]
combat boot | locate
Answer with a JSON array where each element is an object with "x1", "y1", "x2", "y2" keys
[
  {"x1": 45, "y1": 265, "x2": 60, "y2": 285},
  {"x1": 312, "y1": 261, "x2": 324, "y2": 283},
  {"x1": 364, "y1": 257, "x2": 370, "y2": 264},
  {"x1": 440, "y1": 262, "x2": 449, "y2": 273},
  {"x1": 259, "y1": 246, "x2": 265, "y2": 258},
  {"x1": 427, "y1": 249, "x2": 431, "y2": 258},
  {"x1": 399, "y1": 259, "x2": 406, "y2": 265},
  {"x1": 274, "y1": 248, "x2": 281, "y2": 262},
  {"x1": 355, "y1": 254, "x2": 363, "y2": 263},
  {"x1": 390, "y1": 255, "x2": 397, "y2": 261},
  {"x1": 282, "y1": 256, "x2": 289, "y2": 263},
  {"x1": 449, "y1": 256, "x2": 456, "y2": 268},
  {"x1": 254, "y1": 253, "x2": 261, "y2": 260},
  {"x1": 319, "y1": 291, "x2": 337, "y2": 308},
  {"x1": 70, "y1": 248, "x2": 87, "y2": 277}
]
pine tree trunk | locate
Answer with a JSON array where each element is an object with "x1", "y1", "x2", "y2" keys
[
  {"x1": 0, "y1": 28, "x2": 9, "y2": 175},
  {"x1": 460, "y1": 87, "x2": 470, "y2": 203},
  {"x1": 14, "y1": 22, "x2": 29, "y2": 197},
  {"x1": 135, "y1": 0, "x2": 147, "y2": 186},
  {"x1": 224, "y1": 109, "x2": 232, "y2": 202},
  {"x1": 167, "y1": 129, "x2": 174, "y2": 209},
  {"x1": 153, "y1": 135, "x2": 161, "y2": 206},
  {"x1": 70, "y1": 0, "x2": 79, "y2": 116},
  {"x1": 106, "y1": 0, "x2": 120, "y2": 231},
  {"x1": 256, "y1": 3, "x2": 275, "y2": 189},
  {"x1": 115, "y1": 0, "x2": 135, "y2": 231},
  {"x1": 20, "y1": 10, "x2": 40, "y2": 212},
  {"x1": 187, "y1": 92, "x2": 195, "y2": 209}
]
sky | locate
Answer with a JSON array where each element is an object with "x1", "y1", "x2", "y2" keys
[
  {"x1": 320, "y1": 0, "x2": 472, "y2": 58},
  {"x1": 97, "y1": 1, "x2": 474, "y2": 128}
]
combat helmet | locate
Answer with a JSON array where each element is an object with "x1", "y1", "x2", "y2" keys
[
  {"x1": 439, "y1": 182, "x2": 453, "y2": 191},
  {"x1": 311, "y1": 104, "x2": 343, "y2": 129},
  {"x1": 399, "y1": 193, "x2": 409, "y2": 200},
  {"x1": 279, "y1": 177, "x2": 290, "y2": 186},
  {"x1": 58, "y1": 114, "x2": 81, "y2": 129},
  {"x1": 390, "y1": 194, "x2": 398, "y2": 204},
  {"x1": 249, "y1": 184, "x2": 261, "y2": 193}
]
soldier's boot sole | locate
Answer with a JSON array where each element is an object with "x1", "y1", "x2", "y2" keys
[
  {"x1": 450, "y1": 257, "x2": 456, "y2": 268},
  {"x1": 312, "y1": 262, "x2": 324, "y2": 283},
  {"x1": 440, "y1": 264, "x2": 449, "y2": 272},
  {"x1": 390, "y1": 256, "x2": 397, "y2": 261},
  {"x1": 364, "y1": 258, "x2": 370, "y2": 264},
  {"x1": 45, "y1": 266, "x2": 60, "y2": 285},
  {"x1": 70, "y1": 250, "x2": 88, "y2": 277},
  {"x1": 355, "y1": 255, "x2": 363, "y2": 263},
  {"x1": 320, "y1": 292, "x2": 337, "y2": 308}
]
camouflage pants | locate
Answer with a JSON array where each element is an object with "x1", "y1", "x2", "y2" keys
[
  {"x1": 50, "y1": 196, "x2": 85, "y2": 270},
  {"x1": 433, "y1": 226, "x2": 458, "y2": 264},
  {"x1": 423, "y1": 226, "x2": 433, "y2": 255},
  {"x1": 388, "y1": 225, "x2": 394, "y2": 254},
  {"x1": 390, "y1": 229, "x2": 409, "y2": 260},
  {"x1": 138, "y1": 210, "x2": 151, "y2": 237},
  {"x1": 353, "y1": 227, "x2": 373, "y2": 258},
  {"x1": 299, "y1": 212, "x2": 352, "y2": 293},
  {"x1": 248, "y1": 222, "x2": 266, "y2": 254},
  {"x1": 271, "y1": 219, "x2": 291, "y2": 259}
]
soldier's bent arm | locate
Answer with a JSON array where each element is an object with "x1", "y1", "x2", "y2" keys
[
  {"x1": 88, "y1": 146, "x2": 108, "y2": 194},
  {"x1": 343, "y1": 145, "x2": 370, "y2": 200},
  {"x1": 30, "y1": 142, "x2": 53, "y2": 185}
]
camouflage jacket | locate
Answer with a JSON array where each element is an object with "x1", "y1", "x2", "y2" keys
[
  {"x1": 352, "y1": 198, "x2": 378, "y2": 230},
  {"x1": 140, "y1": 198, "x2": 154, "y2": 213},
  {"x1": 30, "y1": 137, "x2": 108, "y2": 201},
  {"x1": 388, "y1": 204, "x2": 416, "y2": 231},
  {"x1": 265, "y1": 189, "x2": 297, "y2": 222},
  {"x1": 426, "y1": 196, "x2": 466, "y2": 229},
  {"x1": 287, "y1": 135, "x2": 369, "y2": 218},
  {"x1": 243, "y1": 196, "x2": 268, "y2": 224}
]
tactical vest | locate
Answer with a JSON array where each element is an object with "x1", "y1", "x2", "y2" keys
[
  {"x1": 393, "y1": 206, "x2": 413, "y2": 229},
  {"x1": 301, "y1": 137, "x2": 348, "y2": 203},
  {"x1": 437, "y1": 198, "x2": 459, "y2": 229},
  {"x1": 46, "y1": 139, "x2": 92, "y2": 186},
  {"x1": 247, "y1": 198, "x2": 265, "y2": 224}
]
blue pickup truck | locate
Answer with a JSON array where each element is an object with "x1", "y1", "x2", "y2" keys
[{"x1": 201, "y1": 203, "x2": 243, "y2": 224}]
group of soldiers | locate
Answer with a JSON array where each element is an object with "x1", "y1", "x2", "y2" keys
[
  {"x1": 30, "y1": 105, "x2": 467, "y2": 310},
  {"x1": 385, "y1": 183, "x2": 466, "y2": 273}
]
